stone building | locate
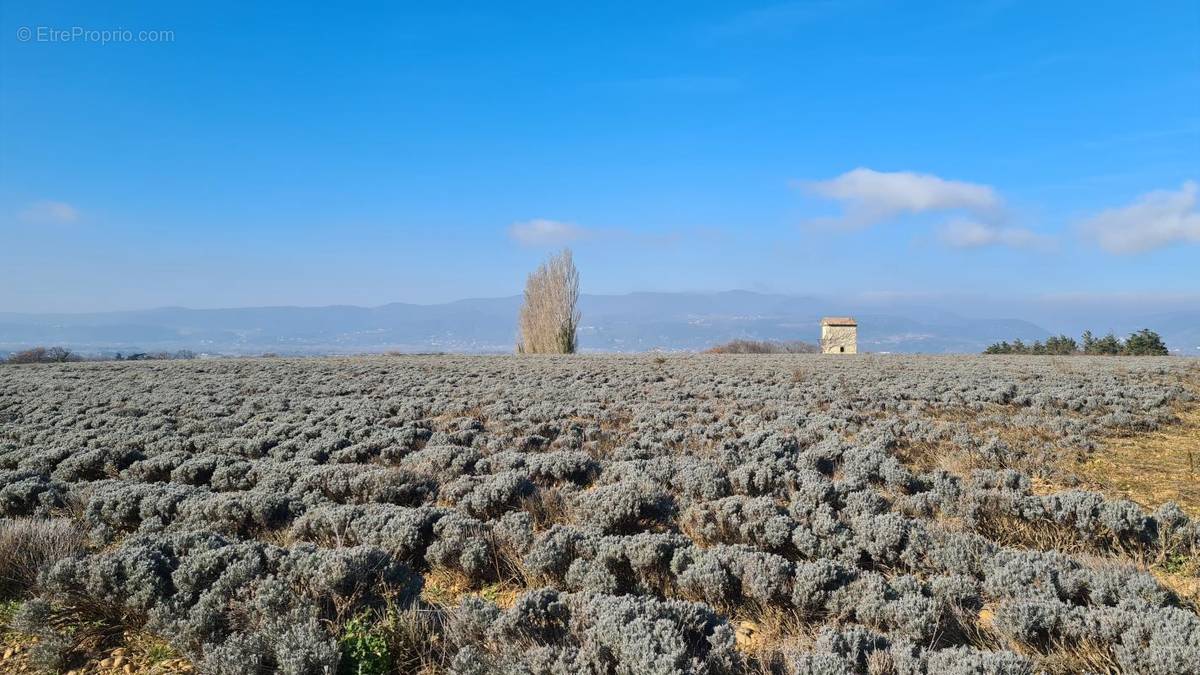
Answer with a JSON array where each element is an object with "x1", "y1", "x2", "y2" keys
[{"x1": 820, "y1": 317, "x2": 857, "y2": 354}]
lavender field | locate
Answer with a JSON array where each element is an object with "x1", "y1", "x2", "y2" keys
[{"x1": 2, "y1": 355, "x2": 1198, "y2": 674}]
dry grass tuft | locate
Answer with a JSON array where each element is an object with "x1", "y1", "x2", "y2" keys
[
  {"x1": 420, "y1": 568, "x2": 523, "y2": 610},
  {"x1": 970, "y1": 510, "x2": 1133, "y2": 558},
  {"x1": 0, "y1": 610, "x2": 191, "y2": 674},
  {"x1": 1030, "y1": 638, "x2": 1121, "y2": 675},
  {"x1": 519, "y1": 487, "x2": 571, "y2": 530},
  {"x1": 731, "y1": 608, "x2": 816, "y2": 675},
  {"x1": 0, "y1": 518, "x2": 86, "y2": 600},
  {"x1": 1154, "y1": 553, "x2": 1200, "y2": 607},
  {"x1": 383, "y1": 606, "x2": 450, "y2": 674}
]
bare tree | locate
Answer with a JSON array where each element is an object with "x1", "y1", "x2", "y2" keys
[
  {"x1": 517, "y1": 249, "x2": 581, "y2": 354},
  {"x1": 4, "y1": 346, "x2": 80, "y2": 364}
]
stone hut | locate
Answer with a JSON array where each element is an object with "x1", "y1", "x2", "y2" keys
[{"x1": 820, "y1": 317, "x2": 857, "y2": 354}]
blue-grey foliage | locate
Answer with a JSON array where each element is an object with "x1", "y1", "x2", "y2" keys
[{"x1": 2, "y1": 355, "x2": 1196, "y2": 673}]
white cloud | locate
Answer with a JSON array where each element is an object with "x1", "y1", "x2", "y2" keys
[
  {"x1": 19, "y1": 200, "x2": 80, "y2": 224},
  {"x1": 508, "y1": 219, "x2": 591, "y2": 247},
  {"x1": 803, "y1": 168, "x2": 1001, "y2": 229},
  {"x1": 939, "y1": 219, "x2": 1050, "y2": 250},
  {"x1": 1079, "y1": 180, "x2": 1200, "y2": 253}
]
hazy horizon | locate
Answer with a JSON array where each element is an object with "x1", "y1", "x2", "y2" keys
[
  {"x1": 3, "y1": 288, "x2": 1196, "y2": 355},
  {"x1": 3, "y1": 288, "x2": 1197, "y2": 328}
]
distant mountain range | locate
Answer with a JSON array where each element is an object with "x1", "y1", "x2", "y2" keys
[{"x1": 0, "y1": 291, "x2": 1195, "y2": 355}]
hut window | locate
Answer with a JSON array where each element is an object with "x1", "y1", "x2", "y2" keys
[{"x1": 839, "y1": 346, "x2": 845, "y2": 353}]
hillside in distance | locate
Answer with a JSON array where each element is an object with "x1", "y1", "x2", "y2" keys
[{"x1": 0, "y1": 291, "x2": 1193, "y2": 355}]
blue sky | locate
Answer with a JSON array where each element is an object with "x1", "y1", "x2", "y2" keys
[{"x1": 1, "y1": 1, "x2": 1197, "y2": 313}]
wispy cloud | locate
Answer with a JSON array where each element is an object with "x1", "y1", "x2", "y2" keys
[
  {"x1": 1079, "y1": 180, "x2": 1200, "y2": 253},
  {"x1": 508, "y1": 219, "x2": 592, "y2": 247},
  {"x1": 939, "y1": 219, "x2": 1051, "y2": 250},
  {"x1": 19, "y1": 200, "x2": 80, "y2": 224},
  {"x1": 800, "y1": 167, "x2": 1001, "y2": 229}
]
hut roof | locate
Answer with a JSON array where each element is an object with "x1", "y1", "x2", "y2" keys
[{"x1": 821, "y1": 316, "x2": 857, "y2": 327}]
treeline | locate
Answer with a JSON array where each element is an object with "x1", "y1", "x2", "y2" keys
[
  {"x1": 0, "y1": 347, "x2": 197, "y2": 364},
  {"x1": 984, "y1": 329, "x2": 1169, "y2": 356}
]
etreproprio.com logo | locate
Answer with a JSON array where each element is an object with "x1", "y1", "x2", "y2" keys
[{"x1": 16, "y1": 26, "x2": 175, "y2": 44}]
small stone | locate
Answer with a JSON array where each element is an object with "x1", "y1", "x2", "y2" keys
[
  {"x1": 113, "y1": 655, "x2": 125, "y2": 668},
  {"x1": 123, "y1": 665, "x2": 133, "y2": 674},
  {"x1": 2, "y1": 648, "x2": 12, "y2": 659}
]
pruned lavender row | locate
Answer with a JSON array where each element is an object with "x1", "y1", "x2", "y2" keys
[{"x1": 0, "y1": 355, "x2": 1196, "y2": 674}]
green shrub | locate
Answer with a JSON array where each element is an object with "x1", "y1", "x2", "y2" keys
[{"x1": 339, "y1": 613, "x2": 391, "y2": 675}]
